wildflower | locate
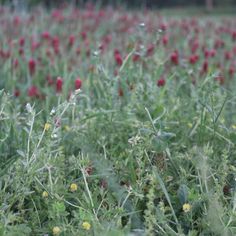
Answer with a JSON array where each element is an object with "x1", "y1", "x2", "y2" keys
[
  {"x1": 52, "y1": 36, "x2": 60, "y2": 48},
  {"x1": 229, "y1": 66, "x2": 235, "y2": 77},
  {"x1": 31, "y1": 41, "x2": 40, "y2": 53},
  {"x1": 68, "y1": 34, "x2": 75, "y2": 47},
  {"x1": 82, "y1": 221, "x2": 91, "y2": 230},
  {"x1": 52, "y1": 226, "x2": 61, "y2": 235},
  {"x1": 64, "y1": 125, "x2": 70, "y2": 132},
  {"x1": 204, "y1": 49, "x2": 210, "y2": 59},
  {"x1": 81, "y1": 31, "x2": 87, "y2": 40},
  {"x1": 183, "y1": 203, "x2": 191, "y2": 213},
  {"x1": 232, "y1": 125, "x2": 236, "y2": 130},
  {"x1": 232, "y1": 31, "x2": 236, "y2": 41},
  {"x1": 170, "y1": 51, "x2": 179, "y2": 65},
  {"x1": 132, "y1": 53, "x2": 140, "y2": 62},
  {"x1": 70, "y1": 183, "x2": 78, "y2": 192},
  {"x1": 13, "y1": 58, "x2": 19, "y2": 69},
  {"x1": 225, "y1": 51, "x2": 232, "y2": 60},
  {"x1": 42, "y1": 191, "x2": 49, "y2": 198},
  {"x1": 44, "y1": 123, "x2": 51, "y2": 131},
  {"x1": 51, "y1": 133, "x2": 58, "y2": 139},
  {"x1": 187, "y1": 123, "x2": 192, "y2": 128},
  {"x1": 18, "y1": 48, "x2": 24, "y2": 56},
  {"x1": 202, "y1": 60, "x2": 208, "y2": 73},
  {"x1": 75, "y1": 78, "x2": 82, "y2": 90},
  {"x1": 26, "y1": 103, "x2": 33, "y2": 113},
  {"x1": 50, "y1": 108, "x2": 56, "y2": 116},
  {"x1": 56, "y1": 77, "x2": 63, "y2": 93},
  {"x1": 146, "y1": 44, "x2": 155, "y2": 57},
  {"x1": 114, "y1": 53, "x2": 123, "y2": 66},
  {"x1": 41, "y1": 31, "x2": 51, "y2": 40},
  {"x1": 160, "y1": 23, "x2": 167, "y2": 31},
  {"x1": 162, "y1": 35, "x2": 169, "y2": 46},
  {"x1": 210, "y1": 49, "x2": 216, "y2": 57},
  {"x1": 19, "y1": 37, "x2": 25, "y2": 47},
  {"x1": 189, "y1": 54, "x2": 199, "y2": 64},
  {"x1": 28, "y1": 58, "x2": 36, "y2": 75},
  {"x1": 52, "y1": 36, "x2": 60, "y2": 55},
  {"x1": 157, "y1": 78, "x2": 166, "y2": 87},
  {"x1": 13, "y1": 16, "x2": 21, "y2": 26},
  {"x1": 28, "y1": 85, "x2": 39, "y2": 98},
  {"x1": 214, "y1": 39, "x2": 224, "y2": 49},
  {"x1": 14, "y1": 89, "x2": 20, "y2": 97},
  {"x1": 191, "y1": 40, "x2": 199, "y2": 53}
]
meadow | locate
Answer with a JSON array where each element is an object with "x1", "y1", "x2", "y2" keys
[{"x1": 0, "y1": 4, "x2": 236, "y2": 236}]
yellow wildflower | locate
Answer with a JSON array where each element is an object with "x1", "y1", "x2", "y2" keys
[
  {"x1": 64, "y1": 125, "x2": 70, "y2": 131},
  {"x1": 187, "y1": 123, "x2": 192, "y2": 128},
  {"x1": 52, "y1": 226, "x2": 61, "y2": 235},
  {"x1": 42, "y1": 191, "x2": 49, "y2": 198},
  {"x1": 183, "y1": 203, "x2": 191, "y2": 213},
  {"x1": 70, "y1": 183, "x2": 78, "y2": 192},
  {"x1": 232, "y1": 125, "x2": 236, "y2": 130},
  {"x1": 44, "y1": 123, "x2": 51, "y2": 131},
  {"x1": 82, "y1": 221, "x2": 91, "y2": 230}
]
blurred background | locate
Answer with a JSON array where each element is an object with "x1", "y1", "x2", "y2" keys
[{"x1": 0, "y1": 0, "x2": 236, "y2": 11}]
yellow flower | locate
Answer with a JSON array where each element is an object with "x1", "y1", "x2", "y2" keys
[
  {"x1": 52, "y1": 226, "x2": 61, "y2": 235},
  {"x1": 42, "y1": 191, "x2": 49, "y2": 198},
  {"x1": 232, "y1": 125, "x2": 236, "y2": 130},
  {"x1": 64, "y1": 125, "x2": 70, "y2": 131},
  {"x1": 82, "y1": 221, "x2": 91, "y2": 230},
  {"x1": 187, "y1": 123, "x2": 192, "y2": 128},
  {"x1": 183, "y1": 203, "x2": 191, "y2": 213},
  {"x1": 70, "y1": 183, "x2": 78, "y2": 192},
  {"x1": 44, "y1": 123, "x2": 51, "y2": 131}
]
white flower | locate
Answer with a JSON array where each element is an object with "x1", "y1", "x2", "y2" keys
[
  {"x1": 50, "y1": 108, "x2": 56, "y2": 116},
  {"x1": 26, "y1": 103, "x2": 33, "y2": 113}
]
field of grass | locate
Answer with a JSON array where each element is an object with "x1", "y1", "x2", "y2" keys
[{"x1": 1, "y1": 4, "x2": 236, "y2": 236}]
